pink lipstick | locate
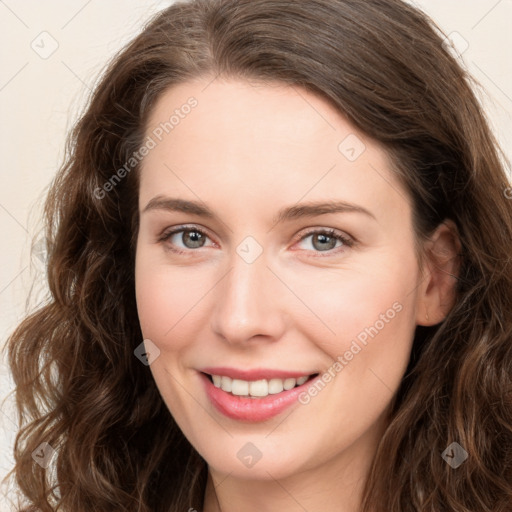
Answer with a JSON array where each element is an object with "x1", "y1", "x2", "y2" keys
[{"x1": 199, "y1": 367, "x2": 320, "y2": 422}]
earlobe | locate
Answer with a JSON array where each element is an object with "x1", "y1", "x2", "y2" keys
[{"x1": 416, "y1": 220, "x2": 461, "y2": 326}]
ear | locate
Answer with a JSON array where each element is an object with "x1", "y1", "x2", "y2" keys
[{"x1": 415, "y1": 219, "x2": 461, "y2": 326}]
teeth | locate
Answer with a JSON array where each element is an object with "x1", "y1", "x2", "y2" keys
[
  {"x1": 249, "y1": 379, "x2": 268, "y2": 397},
  {"x1": 283, "y1": 378, "x2": 296, "y2": 390},
  {"x1": 268, "y1": 378, "x2": 284, "y2": 394},
  {"x1": 211, "y1": 374, "x2": 312, "y2": 398},
  {"x1": 231, "y1": 379, "x2": 249, "y2": 396},
  {"x1": 220, "y1": 375, "x2": 232, "y2": 392}
]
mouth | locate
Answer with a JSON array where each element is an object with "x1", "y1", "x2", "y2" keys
[
  {"x1": 199, "y1": 370, "x2": 321, "y2": 422},
  {"x1": 202, "y1": 372, "x2": 319, "y2": 398}
]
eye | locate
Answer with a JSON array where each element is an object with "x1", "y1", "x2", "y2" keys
[
  {"x1": 158, "y1": 225, "x2": 354, "y2": 256},
  {"x1": 294, "y1": 228, "x2": 354, "y2": 255},
  {"x1": 158, "y1": 225, "x2": 214, "y2": 253}
]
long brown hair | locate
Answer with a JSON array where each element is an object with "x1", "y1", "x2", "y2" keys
[{"x1": 5, "y1": 0, "x2": 512, "y2": 510}]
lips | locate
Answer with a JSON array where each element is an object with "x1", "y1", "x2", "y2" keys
[{"x1": 199, "y1": 367, "x2": 320, "y2": 422}]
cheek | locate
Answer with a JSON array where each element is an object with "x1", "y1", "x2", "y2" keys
[
  {"x1": 290, "y1": 252, "x2": 419, "y2": 350},
  {"x1": 136, "y1": 279, "x2": 189, "y2": 356},
  {"x1": 324, "y1": 259, "x2": 418, "y2": 388},
  {"x1": 135, "y1": 264, "x2": 177, "y2": 343},
  {"x1": 135, "y1": 250, "x2": 220, "y2": 359},
  {"x1": 134, "y1": 252, "x2": 205, "y2": 418},
  {"x1": 293, "y1": 250, "x2": 420, "y2": 412}
]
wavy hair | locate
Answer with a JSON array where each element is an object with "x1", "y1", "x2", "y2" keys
[{"x1": 5, "y1": 0, "x2": 512, "y2": 510}]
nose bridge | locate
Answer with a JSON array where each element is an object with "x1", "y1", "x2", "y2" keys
[{"x1": 210, "y1": 244, "x2": 285, "y2": 344}]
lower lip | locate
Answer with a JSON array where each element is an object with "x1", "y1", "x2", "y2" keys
[{"x1": 200, "y1": 372, "x2": 318, "y2": 422}]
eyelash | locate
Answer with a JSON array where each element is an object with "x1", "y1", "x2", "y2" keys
[{"x1": 158, "y1": 225, "x2": 355, "y2": 257}]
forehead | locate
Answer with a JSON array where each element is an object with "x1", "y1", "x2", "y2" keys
[
  {"x1": 139, "y1": 78, "x2": 411, "y2": 224},
  {"x1": 145, "y1": 78, "x2": 342, "y2": 160}
]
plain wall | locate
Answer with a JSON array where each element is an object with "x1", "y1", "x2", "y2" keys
[{"x1": 1, "y1": 0, "x2": 511, "y2": 508}]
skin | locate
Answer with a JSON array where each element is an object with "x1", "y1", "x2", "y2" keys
[{"x1": 135, "y1": 77, "x2": 459, "y2": 512}]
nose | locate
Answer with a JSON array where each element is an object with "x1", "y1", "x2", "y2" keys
[{"x1": 210, "y1": 249, "x2": 288, "y2": 346}]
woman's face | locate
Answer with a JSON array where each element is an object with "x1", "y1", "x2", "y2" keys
[{"x1": 135, "y1": 77, "x2": 427, "y2": 481}]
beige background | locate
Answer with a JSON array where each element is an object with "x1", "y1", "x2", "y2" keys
[{"x1": 1, "y1": 0, "x2": 511, "y2": 508}]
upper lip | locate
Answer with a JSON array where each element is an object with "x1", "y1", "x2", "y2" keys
[{"x1": 199, "y1": 367, "x2": 317, "y2": 381}]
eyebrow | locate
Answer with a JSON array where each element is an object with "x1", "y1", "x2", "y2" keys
[{"x1": 142, "y1": 196, "x2": 376, "y2": 223}]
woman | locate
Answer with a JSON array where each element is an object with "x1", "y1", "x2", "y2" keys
[{"x1": 5, "y1": 0, "x2": 512, "y2": 510}]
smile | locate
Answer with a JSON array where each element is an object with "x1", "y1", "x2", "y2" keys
[{"x1": 199, "y1": 368, "x2": 320, "y2": 422}]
